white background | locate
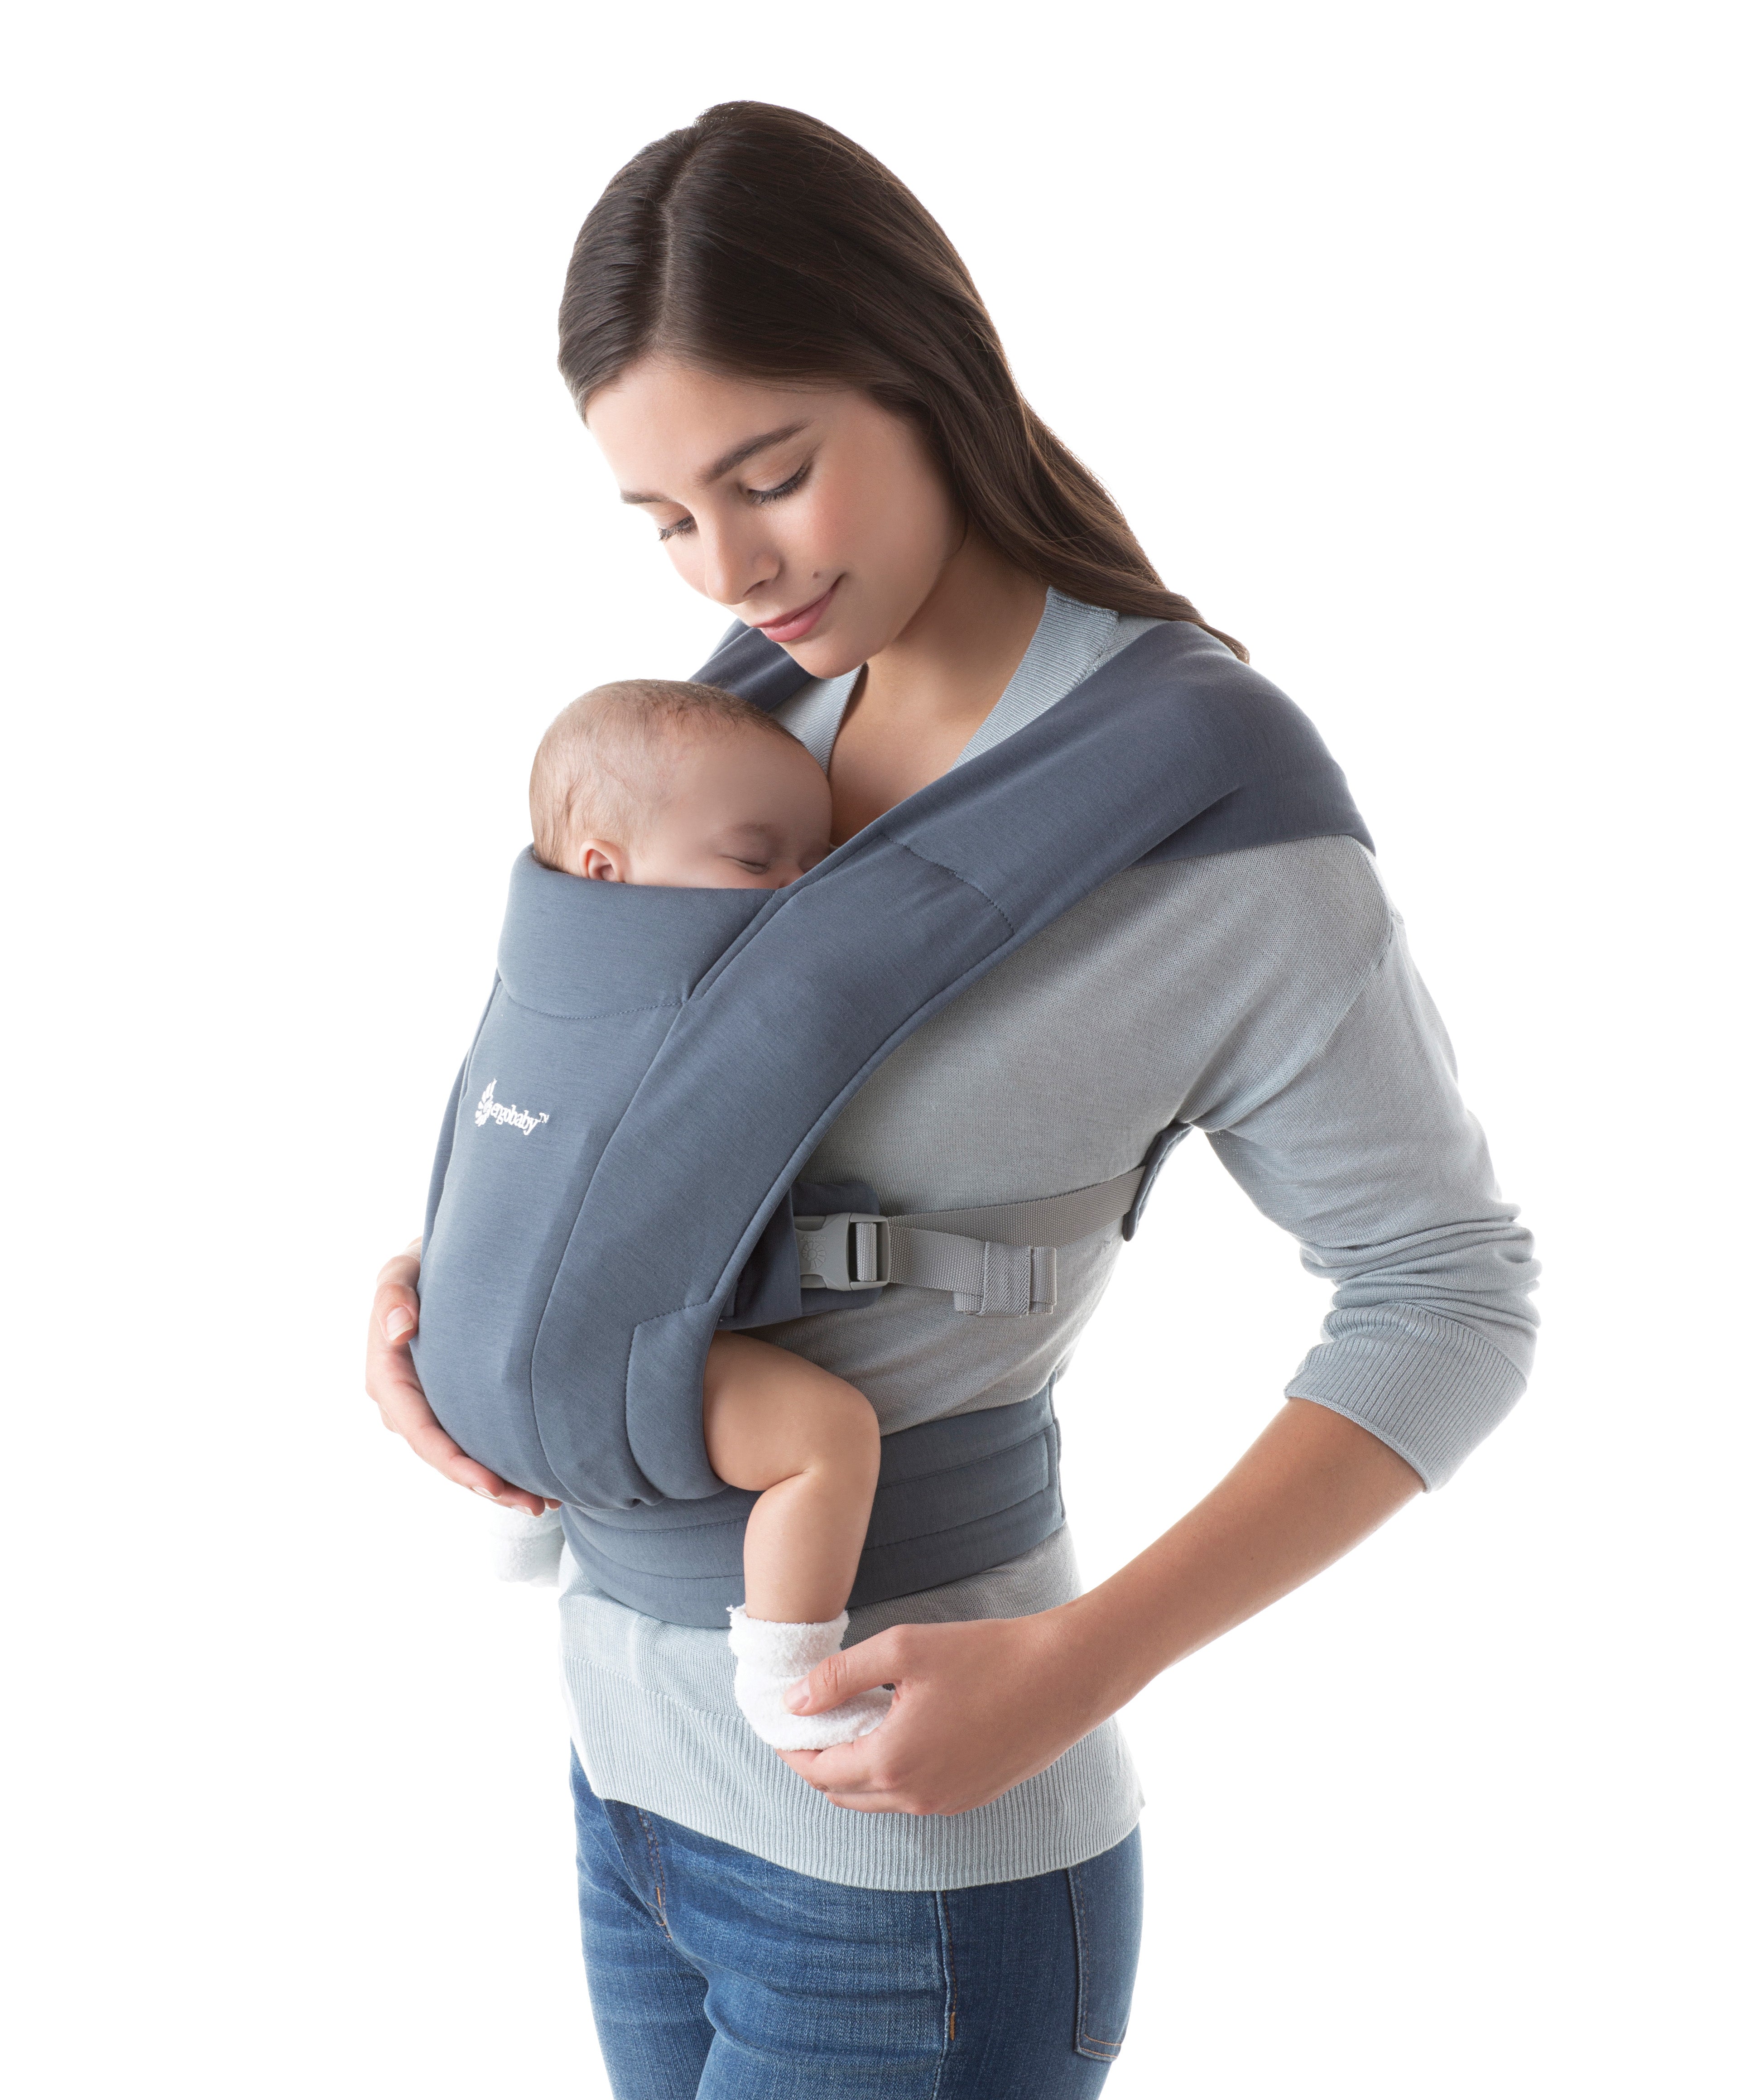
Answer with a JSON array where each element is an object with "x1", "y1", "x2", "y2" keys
[{"x1": 4, "y1": 3, "x2": 1744, "y2": 2093}]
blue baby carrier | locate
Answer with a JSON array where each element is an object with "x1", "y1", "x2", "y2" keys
[{"x1": 411, "y1": 618, "x2": 1371, "y2": 1624}]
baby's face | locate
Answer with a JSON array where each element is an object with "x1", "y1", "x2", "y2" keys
[{"x1": 581, "y1": 725, "x2": 834, "y2": 889}]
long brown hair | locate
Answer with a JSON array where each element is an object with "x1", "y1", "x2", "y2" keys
[{"x1": 557, "y1": 102, "x2": 1245, "y2": 659}]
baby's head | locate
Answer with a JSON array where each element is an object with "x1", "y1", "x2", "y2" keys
[{"x1": 530, "y1": 679, "x2": 832, "y2": 890}]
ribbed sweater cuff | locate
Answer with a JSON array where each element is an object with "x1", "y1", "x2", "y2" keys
[{"x1": 1286, "y1": 1308, "x2": 1527, "y2": 1489}]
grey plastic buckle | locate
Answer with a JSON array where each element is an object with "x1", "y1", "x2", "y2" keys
[{"x1": 795, "y1": 1212, "x2": 891, "y2": 1292}]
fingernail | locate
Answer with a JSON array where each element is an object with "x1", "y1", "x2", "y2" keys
[
  {"x1": 385, "y1": 1309, "x2": 414, "y2": 1340},
  {"x1": 784, "y1": 1685, "x2": 809, "y2": 1712},
  {"x1": 471, "y1": 1486, "x2": 495, "y2": 1500}
]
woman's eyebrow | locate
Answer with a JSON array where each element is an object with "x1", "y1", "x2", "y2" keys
[{"x1": 619, "y1": 423, "x2": 810, "y2": 505}]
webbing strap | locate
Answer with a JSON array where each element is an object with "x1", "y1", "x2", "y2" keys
[
  {"x1": 894, "y1": 1168, "x2": 1149, "y2": 1248},
  {"x1": 797, "y1": 1160, "x2": 1152, "y2": 1317},
  {"x1": 885, "y1": 1227, "x2": 1056, "y2": 1315}
]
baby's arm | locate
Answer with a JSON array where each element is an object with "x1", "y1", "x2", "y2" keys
[
  {"x1": 703, "y1": 1332, "x2": 892, "y2": 1748},
  {"x1": 702, "y1": 1332, "x2": 880, "y2": 1623}
]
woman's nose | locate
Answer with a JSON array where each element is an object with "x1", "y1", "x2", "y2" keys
[{"x1": 689, "y1": 516, "x2": 778, "y2": 610}]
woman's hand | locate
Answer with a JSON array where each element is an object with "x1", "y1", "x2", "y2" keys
[
  {"x1": 775, "y1": 1611, "x2": 1102, "y2": 1816},
  {"x1": 365, "y1": 1240, "x2": 556, "y2": 1516},
  {"x1": 779, "y1": 1400, "x2": 1421, "y2": 1816}
]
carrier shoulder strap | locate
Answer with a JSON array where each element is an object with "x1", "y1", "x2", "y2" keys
[{"x1": 510, "y1": 617, "x2": 1367, "y2": 1511}]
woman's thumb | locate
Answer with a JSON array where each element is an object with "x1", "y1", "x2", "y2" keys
[{"x1": 786, "y1": 1633, "x2": 895, "y2": 1714}]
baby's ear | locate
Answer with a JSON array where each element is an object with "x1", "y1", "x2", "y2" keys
[{"x1": 578, "y1": 841, "x2": 629, "y2": 883}]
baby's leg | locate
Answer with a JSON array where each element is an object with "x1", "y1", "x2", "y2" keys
[
  {"x1": 702, "y1": 1332, "x2": 891, "y2": 1748},
  {"x1": 703, "y1": 1332, "x2": 880, "y2": 1623}
]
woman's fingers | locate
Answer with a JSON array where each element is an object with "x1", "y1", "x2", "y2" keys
[
  {"x1": 365, "y1": 1246, "x2": 556, "y2": 1516},
  {"x1": 774, "y1": 1630, "x2": 914, "y2": 1808},
  {"x1": 374, "y1": 1360, "x2": 556, "y2": 1515},
  {"x1": 774, "y1": 1740, "x2": 909, "y2": 1814},
  {"x1": 772, "y1": 1615, "x2": 1099, "y2": 1818}
]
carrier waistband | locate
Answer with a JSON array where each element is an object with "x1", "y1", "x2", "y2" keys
[{"x1": 560, "y1": 1381, "x2": 1064, "y2": 1628}]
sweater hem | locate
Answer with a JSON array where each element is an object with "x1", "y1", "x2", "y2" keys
[{"x1": 560, "y1": 1657, "x2": 1145, "y2": 1892}]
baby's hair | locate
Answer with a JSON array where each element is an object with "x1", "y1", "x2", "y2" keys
[{"x1": 530, "y1": 678, "x2": 797, "y2": 872}]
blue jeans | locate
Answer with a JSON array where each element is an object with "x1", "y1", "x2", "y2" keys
[{"x1": 572, "y1": 1753, "x2": 1143, "y2": 2098}]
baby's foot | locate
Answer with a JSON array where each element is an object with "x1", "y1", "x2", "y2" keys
[
  {"x1": 483, "y1": 1502, "x2": 565, "y2": 1586},
  {"x1": 726, "y1": 1607, "x2": 893, "y2": 1750}
]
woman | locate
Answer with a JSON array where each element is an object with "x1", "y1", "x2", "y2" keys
[{"x1": 365, "y1": 102, "x2": 1537, "y2": 2096}]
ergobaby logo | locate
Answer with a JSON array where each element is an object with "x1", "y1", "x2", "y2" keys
[{"x1": 473, "y1": 1079, "x2": 549, "y2": 1136}]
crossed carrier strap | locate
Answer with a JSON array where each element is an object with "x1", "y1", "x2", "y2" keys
[{"x1": 411, "y1": 615, "x2": 1371, "y2": 1609}]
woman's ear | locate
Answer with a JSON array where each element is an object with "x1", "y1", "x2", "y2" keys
[{"x1": 579, "y1": 841, "x2": 630, "y2": 882}]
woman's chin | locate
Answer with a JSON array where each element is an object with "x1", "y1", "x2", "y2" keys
[
  {"x1": 773, "y1": 598, "x2": 870, "y2": 680},
  {"x1": 782, "y1": 635, "x2": 864, "y2": 678}
]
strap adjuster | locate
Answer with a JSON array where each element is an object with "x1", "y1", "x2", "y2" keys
[{"x1": 794, "y1": 1212, "x2": 891, "y2": 1292}]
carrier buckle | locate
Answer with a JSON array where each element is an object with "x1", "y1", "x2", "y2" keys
[{"x1": 795, "y1": 1212, "x2": 891, "y2": 1292}]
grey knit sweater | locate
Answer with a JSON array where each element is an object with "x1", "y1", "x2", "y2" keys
[{"x1": 554, "y1": 591, "x2": 1538, "y2": 1890}]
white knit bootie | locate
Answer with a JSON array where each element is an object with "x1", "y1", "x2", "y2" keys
[
  {"x1": 483, "y1": 1503, "x2": 565, "y2": 1586},
  {"x1": 726, "y1": 1606, "x2": 893, "y2": 1749}
]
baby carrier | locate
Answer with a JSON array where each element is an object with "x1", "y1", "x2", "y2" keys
[{"x1": 410, "y1": 619, "x2": 1372, "y2": 1624}]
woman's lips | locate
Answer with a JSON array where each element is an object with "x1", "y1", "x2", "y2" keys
[{"x1": 753, "y1": 580, "x2": 838, "y2": 645}]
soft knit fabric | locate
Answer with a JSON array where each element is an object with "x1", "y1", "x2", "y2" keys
[
  {"x1": 485, "y1": 1503, "x2": 564, "y2": 1586},
  {"x1": 553, "y1": 591, "x2": 1539, "y2": 1891},
  {"x1": 725, "y1": 1607, "x2": 893, "y2": 1749}
]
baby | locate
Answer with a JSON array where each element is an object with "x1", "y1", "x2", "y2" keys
[{"x1": 515, "y1": 678, "x2": 891, "y2": 1751}]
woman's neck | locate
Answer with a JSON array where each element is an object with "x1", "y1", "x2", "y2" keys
[
  {"x1": 827, "y1": 532, "x2": 1048, "y2": 839},
  {"x1": 864, "y1": 528, "x2": 1047, "y2": 730}
]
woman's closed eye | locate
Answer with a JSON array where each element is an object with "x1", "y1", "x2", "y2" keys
[
  {"x1": 746, "y1": 460, "x2": 811, "y2": 507},
  {"x1": 654, "y1": 461, "x2": 812, "y2": 542}
]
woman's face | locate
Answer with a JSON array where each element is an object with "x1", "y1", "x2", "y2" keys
[{"x1": 585, "y1": 358, "x2": 962, "y2": 680}]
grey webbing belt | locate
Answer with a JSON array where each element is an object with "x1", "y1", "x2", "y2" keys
[{"x1": 795, "y1": 1130, "x2": 1186, "y2": 1316}]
